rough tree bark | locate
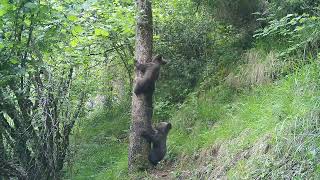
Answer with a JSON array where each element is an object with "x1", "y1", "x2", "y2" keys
[{"x1": 128, "y1": 0, "x2": 153, "y2": 172}]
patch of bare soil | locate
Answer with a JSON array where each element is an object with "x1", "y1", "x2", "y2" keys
[{"x1": 147, "y1": 161, "x2": 176, "y2": 179}]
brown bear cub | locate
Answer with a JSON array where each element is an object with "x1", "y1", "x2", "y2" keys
[
  {"x1": 134, "y1": 55, "x2": 167, "y2": 95},
  {"x1": 141, "y1": 122, "x2": 172, "y2": 165}
]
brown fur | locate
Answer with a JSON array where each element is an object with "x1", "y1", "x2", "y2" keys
[
  {"x1": 141, "y1": 122, "x2": 172, "y2": 165},
  {"x1": 134, "y1": 55, "x2": 167, "y2": 95}
]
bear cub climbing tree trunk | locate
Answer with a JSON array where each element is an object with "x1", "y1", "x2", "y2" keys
[
  {"x1": 128, "y1": 0, "x2": 153, "y2": 172},
  {"x1": 128, "y1": 0, "x2": 171, "y2": 173}
]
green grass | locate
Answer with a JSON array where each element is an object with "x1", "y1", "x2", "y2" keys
[
  {"x1": 64, "y1": 59, "x2": 320, "y2": 179},
  {"x1": 64, "y1": 103, "x2": 130, "y2": 179},
  {"x1": 167, "y1": 60, "x2": 320, "y2": 176}
]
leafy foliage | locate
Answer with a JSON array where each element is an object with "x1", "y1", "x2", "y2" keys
[
  {"x1": 0, "y1": 0, "x2": 135, "y2": 178},
  {"x1": 266, "y1": 0, "x2": 320, "y2": 18},
  {"x1": 192, "y1": 0, "x2": 264, "y2": 27},
  {"x1": 0, "y1": 0, "x2": 89, "y2": 178},
  {"x1": 152, "y1": 0, "x2": 246, "y2": 120},
  {"x1": 255, "y1": 13, "x2": 320, "y2": 57}
]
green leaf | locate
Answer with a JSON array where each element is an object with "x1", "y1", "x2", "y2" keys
[
  {"x1": 299, "y1": 18, "x2": 306, "y2": 23},
  {"x1": 0, "y1": 9, "x2": 6, "y2": 17},
  {"x1": 94, "y1": 28, "x2": 109, "y2": 37},
  {"x1": 55, "y1": 5, "x2": 63, "y2": 11},
  {"x1": 0, "y1": 0, "x2": 9, "y2": 5},
  {"x1": 68, "y1": 15, "x2": 78, "y2": 22},
  {"x1": 0, "y1": 0, "x2": 9, "y2": 16},
  {"x1": 128, "y1": 59, "x2": 134, "y2": 65},
  {"x1": 10, "y1": 58, "x2": 19, "y2": 65},
  {"x1": 72, "y1": 25, "x2": 83, "y2": 35},
  {"x1": 70, "y1": 39, "x2": 78, "y2": 47},
  {"x1": 289, "y1": 19, "x2": 297, "y2": 25},
  {"x1": 24, "y1": 19, "x2": 31, "y2": 26},
  {"x1": 310, "y1": 16, "x2": 318, "y2": 21},
  {"x1": 295, "y1": 26, "x2": 304, "y2": 31},
  {"x1": 154, "y1": 35, "x2": 160, "y2": 41}
]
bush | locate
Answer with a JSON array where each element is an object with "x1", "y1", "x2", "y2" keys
[{"x1": 255, "y1": 2, "x2": 320, "y2": 58}]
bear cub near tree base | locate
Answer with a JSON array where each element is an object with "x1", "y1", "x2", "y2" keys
[{"x1": 141, "y1": 122, "x2": 172, "y2": 165}]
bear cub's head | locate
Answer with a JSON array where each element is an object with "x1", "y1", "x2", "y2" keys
[
  {"x1": 155, "y1": 122, "x2": 171, "y2": 134},
  {"x1": 152, "y1": 55, "x2": 167, "y2": 65}
]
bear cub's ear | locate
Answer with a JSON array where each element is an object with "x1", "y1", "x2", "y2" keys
[
  {"x1": 153, "y1": 54, "x2": 167, "y2": 65},
  {"x1": 166, "y1": 123, "x2": 172, "y2": 130}
]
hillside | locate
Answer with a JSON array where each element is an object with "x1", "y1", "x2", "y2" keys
[{"x1": 64, "y1": 55, "x2": 320, "y2": 179}]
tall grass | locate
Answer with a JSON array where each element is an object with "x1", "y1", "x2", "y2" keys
[
  {"x1": 166, "y1": 57, "x2": 320, "y2": 178},
  {"x1": 64, "y1": 102, "x2": 130, "y2": 179}
]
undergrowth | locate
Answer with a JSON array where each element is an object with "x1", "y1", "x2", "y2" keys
[
  {"x1": 64, "y1": 56, "x2": 320, "y2": 179},
  {"x1": 167, "y1": 58, "x2": 320, "y2": 178},
  {"x1": 64, "y1": 102, "x2": 130, "y2": 179}
]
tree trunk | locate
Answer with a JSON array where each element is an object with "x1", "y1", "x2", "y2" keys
[{"x1": 128, "y1": 0, "x2": 153, "y2": 172}]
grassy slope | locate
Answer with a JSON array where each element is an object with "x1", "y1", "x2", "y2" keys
[
  {"x1": 64, "y1": 59, "x2": 320, "y2": 179},
  {"x1": 167, "y1": 61, "x2": 320, "y2": 178}
]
